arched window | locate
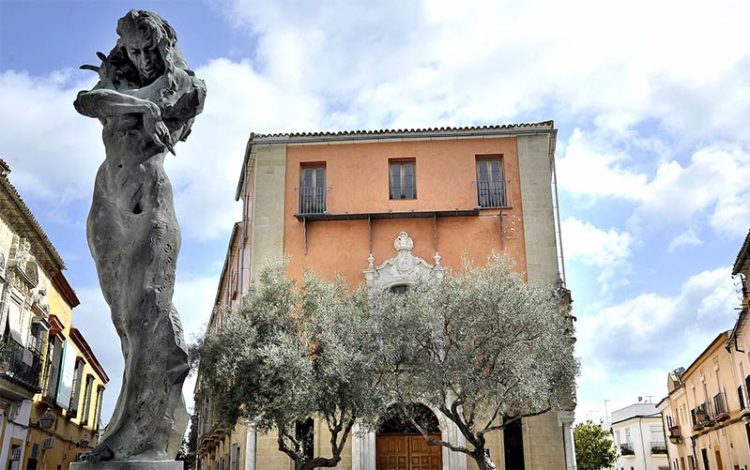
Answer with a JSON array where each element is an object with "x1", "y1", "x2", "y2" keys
[
  {"x1": 389, "y1": 284, "x2": 408, "y2": 295},
  {"x1": 378, "y1": 404, "x2": 440, "y2": 435}
]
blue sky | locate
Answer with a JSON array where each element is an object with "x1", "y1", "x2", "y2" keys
[{"x1": 2, "y1": 0, "x2": 749, "y2": 425}]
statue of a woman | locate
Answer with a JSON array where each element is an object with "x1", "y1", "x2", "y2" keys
[{"x1": 74, "y1": 10, "x2": 206, "y2": 463}]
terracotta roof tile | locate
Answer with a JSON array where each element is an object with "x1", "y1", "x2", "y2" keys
[
  {"x1": 249, "y1": 121, "x2": 554, "y2": 140},
  {"x1": 733, "y1": 229, "x2": 750, "y2": 275}
]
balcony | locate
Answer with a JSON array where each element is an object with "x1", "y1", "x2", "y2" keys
[
  {"x1": 298, "y1": 186, "x2": 326, "y2": 214},
  {"x1": 619, "y1": 443, "x2": 635, "y2": 456},
  {"x1": 695, "y1": 402, "x2": 714, "y2": 427},
  {"x1": 651, "y1": 441, "x2": 668, "y2": 454},
  {"x1": 668, "y1": 425, "x2": 682, "y2": 444},
  {"x1": 475, "y1": 180, "x2": 506, "y2": 208},
  {"x1": 713, "y1": 392, "x2": 729, "y2": 422},
  {"x1": 0, "y1": 338, "x2": 42, "y2": 394}
]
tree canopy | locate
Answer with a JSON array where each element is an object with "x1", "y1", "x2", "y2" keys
[
  {"x1": 195, "y1": 256, "x2": 577, "y2": 470},
  {"x1": 372, "y1": 256, "x2": 578, "y2": 470},
  {"x1": 574, "y1": 420, "x2": 618, "y2": 470},
  {"x1": 195, "y1": 264, "x2": 387, "y2": 470}
]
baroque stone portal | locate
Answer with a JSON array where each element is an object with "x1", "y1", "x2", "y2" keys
[
  {"x1": 73, "y1": 10, "x2": 206, "y2": 463},
  {"x1": 363, "y1": 231, "x2": 445, "y2": 288}
]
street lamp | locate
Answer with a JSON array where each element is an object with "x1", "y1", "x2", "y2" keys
[{"x1": 38, "y1": 409, "x2": 55, "y2": 430}]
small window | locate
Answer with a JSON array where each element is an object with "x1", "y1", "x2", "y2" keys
[
  {"x1": 389, "y1": 160, "x2": 416, "y2": 200},
  {"x1": 299, "y1": 165, "x2": 326, "y2": 214},
  {"x1": 81, "y1": 375, "x2": 94, "y2": 425},
  {"x1": 476, "y1": 156, "x2": 506, "y2": 208}
]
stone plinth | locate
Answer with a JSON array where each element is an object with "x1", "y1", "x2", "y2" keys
[{"x1": 70, "y1": 461, "x2": 183, "y2": 470}]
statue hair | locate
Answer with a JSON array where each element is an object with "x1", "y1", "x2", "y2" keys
[{"x1": 102, "y1": 10, "x2": 193, "y2": 101}]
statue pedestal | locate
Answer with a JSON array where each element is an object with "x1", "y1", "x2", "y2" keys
[{"x1": 70, "y1": 461, "x2": 183, "y2": 470}]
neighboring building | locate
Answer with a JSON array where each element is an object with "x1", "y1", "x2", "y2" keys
[
  {"x1": 610, "y1": 400, "x2": 668, "y2": 470},
  {"x1": 657, "y1": 229, "x2": 750, "y2": 470},
  {"x1": 196, "y1": 122, "x2": 576, "y2": 470},
  {"x1": 0, "y1": 159, "x2": 108, "y2": 470}
]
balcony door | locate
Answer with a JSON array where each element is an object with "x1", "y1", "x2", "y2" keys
[
  {"x1": 299, "y1": 165, "x2": 326, "y2": 214},
  {"x1": 476, "y1": 157, "x2": 506, "y2": 208}
]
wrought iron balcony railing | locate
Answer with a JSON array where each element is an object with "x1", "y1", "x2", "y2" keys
[
  {"x1": 0, "y1": 338, "x2": 42, "y2": 392},
  {"x1": 620, "y1": 443, "x2": 635, "y2": 456},
  {"x1": 475, "y1": 180, "x2": 506, "y2": 208},
  {"x1": 651, "y1": 441, "x2": 668, "y2": 454},
  {"x1": 668, "y1": 425, "x2": 682, "y2": 443},
  {"x1": 298, "y1": 186, "x2": 326, "y2": 214},
  {"x1": 714, "y1": 392, "x2": 729, "y2": 421}
]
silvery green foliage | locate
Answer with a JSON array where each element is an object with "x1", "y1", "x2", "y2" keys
[
  {"x1": 371, "y1": 255, "x2": 578, "y2": 470},
  {"x1": 196, "y1": 263, "x2": 386, "y2": 470}
]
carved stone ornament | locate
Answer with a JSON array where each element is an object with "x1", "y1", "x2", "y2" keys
[
  {"x1": 31, "y1": 286, "x2": 50, "y2": 319},
  {"x1": 8, "y1": 237, "x2": 39, "y2": 290},
  {"x1": 364, "y1": 231, "x2": 445, "y2": 289},
  {"x1": 73, "y1": 9, "x2": 206, "y2": 466}
]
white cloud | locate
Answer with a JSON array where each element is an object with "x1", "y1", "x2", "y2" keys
[
  {"x1": 575, "y1": 266, "x2": 740, "y2": 413},
  {"x1": 559, "y1": 130, "x2": 750, "y2": 238},
  {"x1": 562, "y1": 217, "x2": 633, "y2": 287},
  {"x1": 634, "y1": 145, "x2": 750, "y2": 236},
  {"x1": 668, "y1": 228, "x2": 702, "y2": 253},
  {"x1": 557, "y1": 129, "x2": 649, "y2": 203},
  {"x1": 213, "y1": 0, "x2": 750, "y2": 138}
]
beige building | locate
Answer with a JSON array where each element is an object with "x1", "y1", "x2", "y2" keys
[
  {"x1": 610, "y1": 401, "x2": 668, "y2": 470},
  {"x1": 196, "y1": 123, "x2": 577, "y2": 470},
  {"x1": 0, "y1": 159, "x2": 108, "y2": 470},
  {"x1": 657, "y1": 229, "x2": 750, "y2": 470}
]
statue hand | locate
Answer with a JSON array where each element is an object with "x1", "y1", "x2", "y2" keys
[{"x1": 143, "y1": 103, "x2": 175, "y2": 155}]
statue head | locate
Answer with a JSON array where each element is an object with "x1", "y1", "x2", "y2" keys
[
  {"x1": 105, "y1": 10, "x2": 188, "y2": 88},
  {"x1": 118, "y1": 11, "x2": 168, "y2": 82}
]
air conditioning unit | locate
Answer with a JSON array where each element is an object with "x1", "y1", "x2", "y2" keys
[
  {"x1": 43, "y1": 436, "x2": 55, "y2": 449},
  {"x1": 10, "y1": 447, "x2": 21, "y2": 461}
]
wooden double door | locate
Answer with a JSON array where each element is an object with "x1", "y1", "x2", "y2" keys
[{"x1": 376, "y1": 434, "x2": 442, "y2": 470}]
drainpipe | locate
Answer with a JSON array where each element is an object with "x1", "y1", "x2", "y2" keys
[{"x1": 638, "y1": 417, "x2": 648, "y2": 469}]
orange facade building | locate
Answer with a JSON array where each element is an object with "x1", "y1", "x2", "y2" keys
[{"x1": 197, "y1": 122, "x2": 576, "y2": 470}]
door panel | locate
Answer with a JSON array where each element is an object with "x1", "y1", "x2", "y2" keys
[{"x1": 377, "y1": 434, "x2": 442, "y2": 470}]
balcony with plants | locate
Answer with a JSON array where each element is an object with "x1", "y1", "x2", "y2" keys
[
  {"x1": 650, "y1": 441, "x2": 668, "y2": 454},
  {"x1": 619, "y1": 443, "x2": 635, "y2": 456}
]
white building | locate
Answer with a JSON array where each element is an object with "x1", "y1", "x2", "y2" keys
[{"x1": 611, "y1": 401, "x2": 669, "y2": 470}]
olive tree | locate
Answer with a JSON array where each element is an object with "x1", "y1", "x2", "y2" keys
[
  {"x1": 195, "y1": 264, "x2": 386, "y2": 470},
  {"x1": 372, "y1": 255, "x2": 578, "y2": 470}
]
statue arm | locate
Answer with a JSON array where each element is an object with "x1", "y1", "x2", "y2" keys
[
  {"x1": 74, "y1": 88, "x2": 175, "y2": 154},
  {"x1": 74, "y1": 88, "x2": 157, "y2": 119},
  {"x1": 163, "y1": 74, "x2": 206, "y2": 122}
]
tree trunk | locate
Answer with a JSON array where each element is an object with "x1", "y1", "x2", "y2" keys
[{"x1": 473, "y1": 449, "x2": 497, "y2": 470}]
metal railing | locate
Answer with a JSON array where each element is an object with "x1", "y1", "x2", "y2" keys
[
  {"x1": 714, "y1": 392, "x2": 728, "y2": 419},
  {"x1": 620, "y1": 443, "x2": 635, "y2": 455},
  {"x1": 668, "y1": 425, "x2": 681, "y2": 439},
  {"x1": 298, "y1": 186, "x2": 326, "y2": 214},
  {"x1": 0, "y1": 338, "x2": 42, "y2": 392},
  {"x1": 651, "y1": 441, "x2": 668, "y2": 454},
  {"x1": 475, "y1": 180, "x2": 506, "y2": 208}
]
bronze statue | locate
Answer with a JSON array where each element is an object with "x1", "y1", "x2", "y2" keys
[{"x1": 74, "y1": 10, "x2": 206, "y2": 464}]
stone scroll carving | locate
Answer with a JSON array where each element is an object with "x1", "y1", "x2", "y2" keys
[
  {"x1": 363, "y1": 231, "x2": 445, "y2": 288},
  {"x1": 73, "y1": 10, "x2": 206, "y2": 464}
]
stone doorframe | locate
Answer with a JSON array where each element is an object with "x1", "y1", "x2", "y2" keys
[
  {"x1": 351, "y1": 405, "x2": 467, "y2": 470},
  {"x1": 357, "y1": 232, "x2": 461, "y2": 469}
]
